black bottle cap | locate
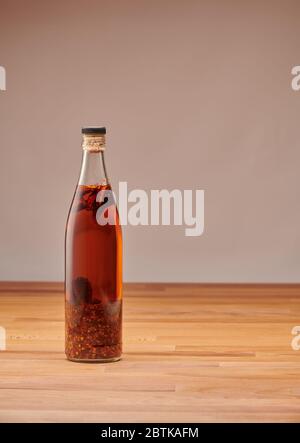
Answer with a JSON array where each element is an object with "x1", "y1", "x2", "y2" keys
[{"x1": 82, "y1": 127, "x2": 106, "y2": 134}]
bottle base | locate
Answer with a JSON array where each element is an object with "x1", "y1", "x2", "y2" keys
[{"x1": 66, "y1": 355, "x2": 121, "y2": 363}]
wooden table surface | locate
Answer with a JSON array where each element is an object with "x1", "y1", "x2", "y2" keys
[{"x1": 0, "y1": 282, "x2": 300, "y2": 423}]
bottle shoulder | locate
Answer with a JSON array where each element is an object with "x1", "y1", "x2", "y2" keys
[{"x1": 66, "y1": 183, "x2": 121, "y2": 234}]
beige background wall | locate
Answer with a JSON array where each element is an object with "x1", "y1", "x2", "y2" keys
[{"x1": 0, "y1": 0, "x2": 300, "y2": 282}]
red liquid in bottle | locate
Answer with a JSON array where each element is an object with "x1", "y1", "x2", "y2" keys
[{"x1": 65, "y1": 184, "x2": 122, "y2": 362}]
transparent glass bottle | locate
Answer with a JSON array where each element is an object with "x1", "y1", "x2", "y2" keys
[{"x1": 65, "y1": 127, "x2": 122, "y2": 362}]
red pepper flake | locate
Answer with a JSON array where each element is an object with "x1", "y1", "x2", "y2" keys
[{"x1": 65, "y1": 300, "x2": 122, "y2": 361}]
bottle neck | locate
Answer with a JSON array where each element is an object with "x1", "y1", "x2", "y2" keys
[{"x1": 78, "y1": 150, "x2": 109, "y2": 186}]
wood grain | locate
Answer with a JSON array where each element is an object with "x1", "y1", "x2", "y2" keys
[{"x1": 0, "y1": 282, "x2": 300, "y2": 423}]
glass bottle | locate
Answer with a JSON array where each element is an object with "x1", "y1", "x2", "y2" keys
[{"x1": 65, "y1": 127, "x2": 122, "y2": 362}]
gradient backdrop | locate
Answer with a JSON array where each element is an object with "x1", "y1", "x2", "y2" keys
[{"x1": 0, "y1": 0, "x2": 300, "y2": 282}]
